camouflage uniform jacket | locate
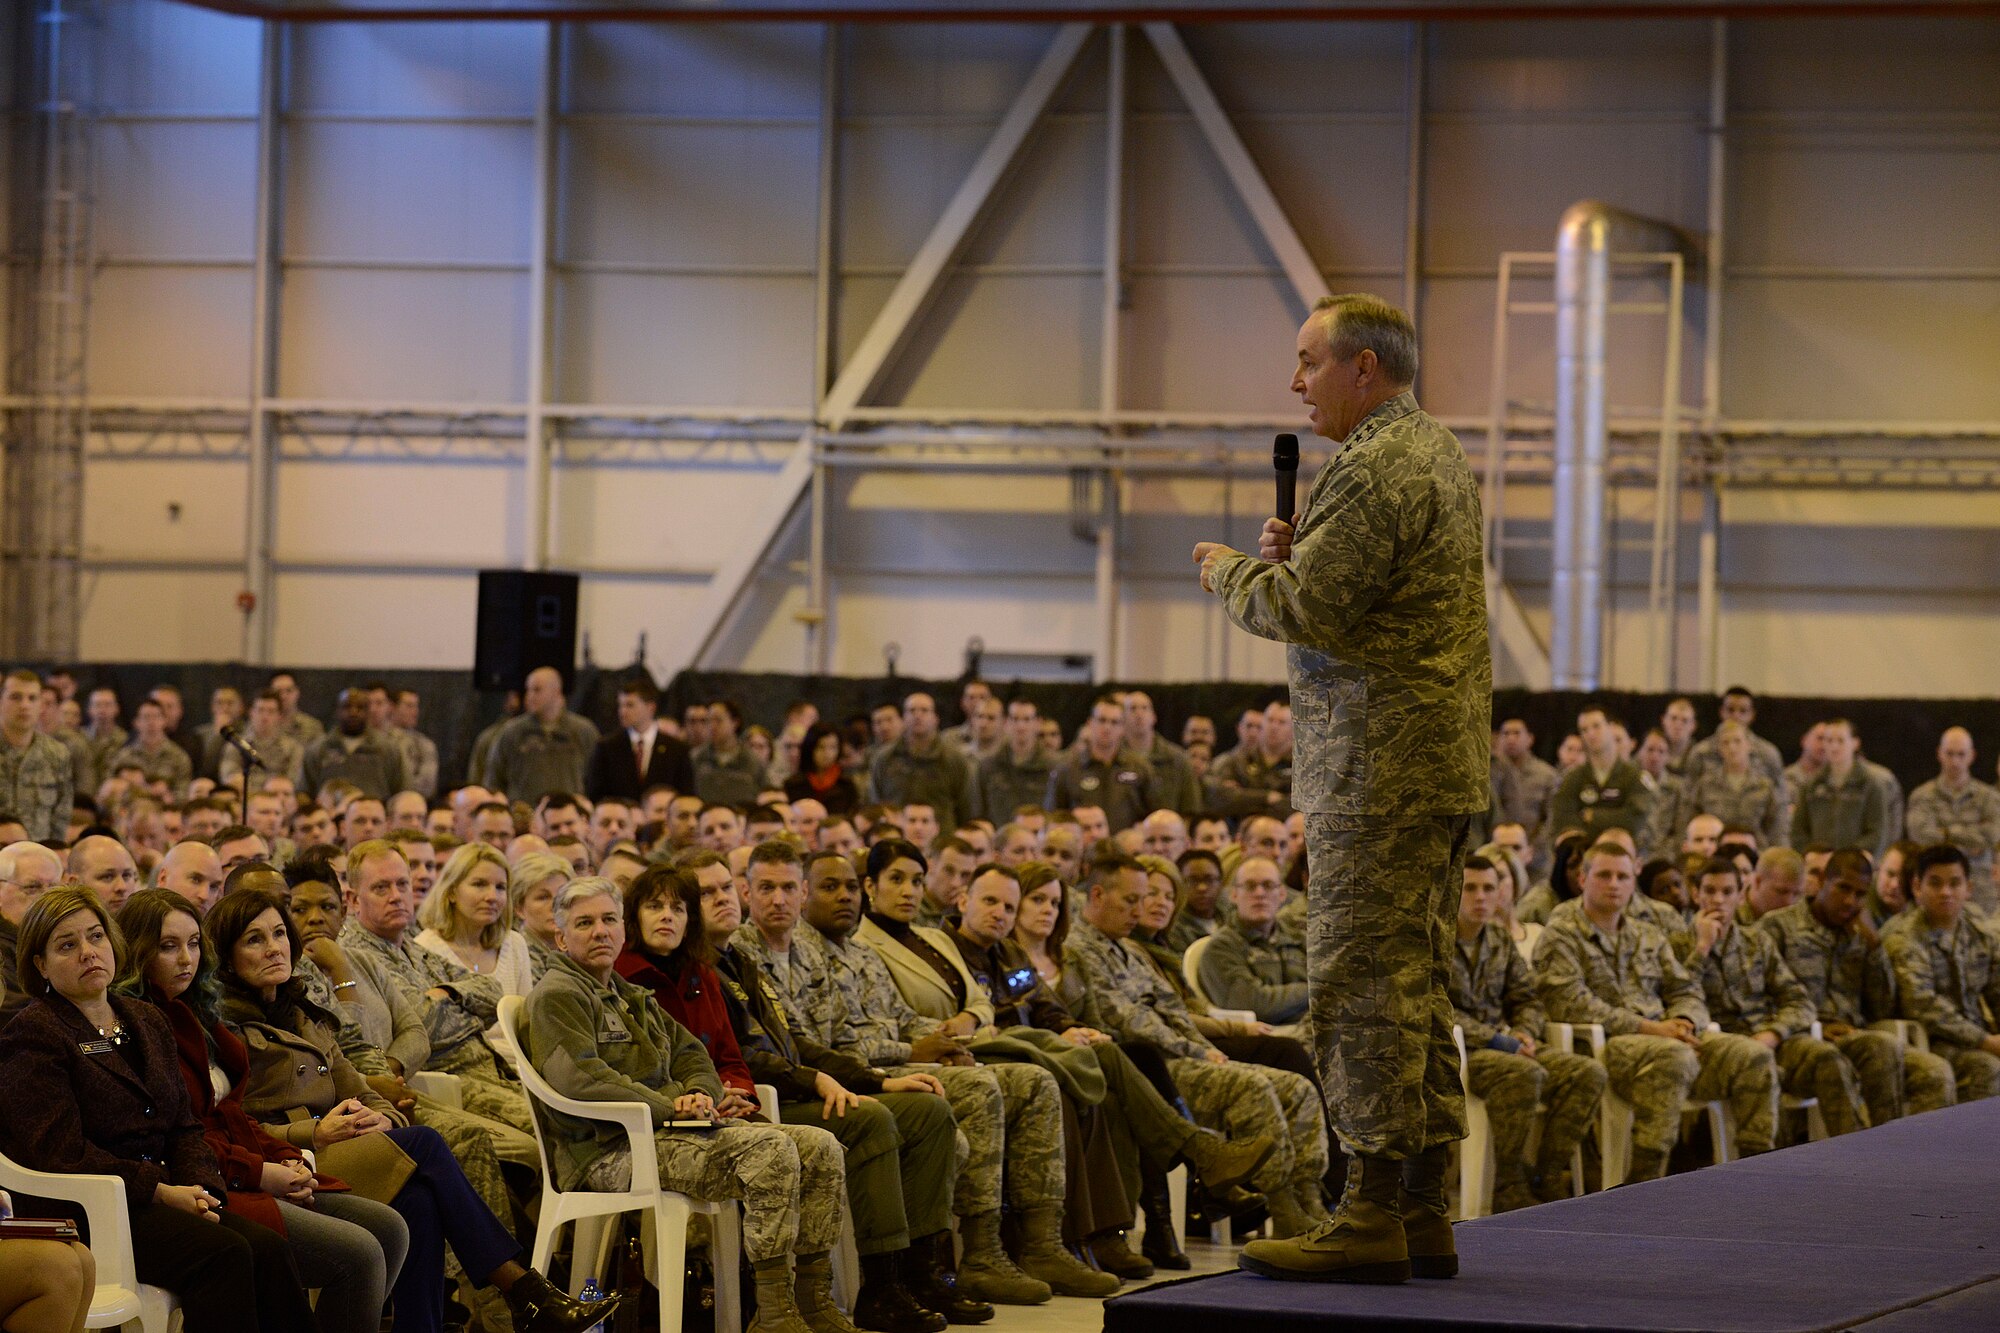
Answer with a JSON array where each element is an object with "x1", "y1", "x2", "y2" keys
[
  {"x1": 1449, "y1": 921, "x2": 1543, "y2": 1047},
  {"x1": 1790, "y1": 767, "x2": 1889, "y2": 862},
  {"x1": 1062, "y1": 918, "x2": 1215, "y2": 1060},
  {"x1": 485, "y1": 713, "x2": 599, "y2": 807},
  {"x1": 0, "y1": 730, "x2": 74, "y2": 842},
  {"x1": 1684, "y1": 729, "x2": 1786, "y2": 790},
  {"x1": 1905, "y1": 778, "x2": 2000, "y2": 885},
  {"x1": 1674, "y1": 767, "x2": 1786, "y2": 851},
  {"x1": 81, "y1": 723, "x2": 128, "y2": 792},
  {"x1": 975, "y1": 747, "x2": 1055, "y2": 825},
  {"x1": 1048, "y1": 749, "x2": 1155, "y2": 832},
  {"x1": 1881, "y1": 911, "x2": 2000, "y2": 1049},
  {"x1": 868, "y1": 738, "x2": 975, "y2": 836},
  {"x1": 1491, "y1": 753, "x2": 1560, "y2": 840},
  {"x1": 1533, "y1": 898, "x2": 1710, "y2": 1036},
  {"x1": 523, "y1": 951, "x2": 724, "y2": 1190},
  {"x1": 802, "y1": 923, "x2": 952, "y2": 1066},
  {"x1": 1205, "y1": 747, "x2": 1293, "y2": 817},
  {"x1": 1206, "y1": 392, "x2": 1491, "y2": 818},
  {"x1": 339, "y1": 918, "x2": 499, "y2": 1060},
  {"x1": 294, "y1": 956, "x2": 398, "y2": 1079},
  {"x1": 712, "y1": 942, "x2": 887, "y2": 1102},
  {"x1": 728, "y1": 923, "x2": 902, "y2": 1065},
  {"x1": 106, "y1": 738, "x2": 194, "y2": 796},
  {"x1": 1195, "y1": 920, "x2": 1308, "y2": 1024},
  {"x1": 1754, "y1": 899, "x2": 1894, "y2": 1028},
  {"x1": 1696, "y1": 924, "x2": 1815, "y2": 1040}
]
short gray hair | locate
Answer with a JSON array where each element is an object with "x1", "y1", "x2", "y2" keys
[
  {"x1": 1312, "y1": 293, "x2": 1418, "y2": 385},
  {"x1": 0, "y1": 840, "x2": 61, "y2": 883},
  {"x1": 552, "y1": 875, "x2": 621, "y2": 929}
]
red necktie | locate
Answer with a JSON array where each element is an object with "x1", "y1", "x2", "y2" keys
[{"x1": 633, "y1": 736, "x2": 647, "y2": 778}]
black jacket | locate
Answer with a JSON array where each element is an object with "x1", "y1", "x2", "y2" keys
[{"x1": 585, "y1": 728, "x2": 695, "y2": 802}]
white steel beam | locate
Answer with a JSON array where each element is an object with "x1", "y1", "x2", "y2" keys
[
  {"x1": 822, "y1": 22, "x2": 1092, "y2": 426},
  {"x1": 1142, "y1": 23, "x2": 1329, "y2": 314},
  {"x1": 242, "y1": 23, "x2": 284, "y2": 664},
  {"x1": 521, "y1": 24, "x2": 558, "y2": 572},
  {"x1": 676, "y1": 23, "x2": 1091, "y2": 675},
  {"x1": 1100, "y1": 24, "x2": 1126, "y2": 420}
]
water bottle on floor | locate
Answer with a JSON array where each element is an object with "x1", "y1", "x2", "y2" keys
[{"x1": 580, "y1": 1277, "x2": 610, "y2": 1333}]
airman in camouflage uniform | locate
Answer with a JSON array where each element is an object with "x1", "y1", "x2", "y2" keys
[
  {"x1": 1689, "y1": 876, "x2": 1867, "y2": 1137},
  {"x1": 0, "y1": 702, "x2": 74, "y2": 842},
  {"x1": 1755, "y1": 851, "x2": 1955, "y2": 1122},
  {"x1": 1905, "y1": 728, "x2": 2000, "y2": 912},
  {"x1": 1198, "y1": 297, "x2": 1489, "y2": 1282},
  {"x1": 1447, "y1": 912, "x2": 1605, "y2": 1209},
  {"x1": 339, "y1": 915, "x2": 536, "y2": 1134},
  {"x1": 1881, "y1": 849, "x2": 2000, "y2": 1101},
  {"x1": 1673, "y1": 767, "x2": 1787, "y2": 852},
  {"x1": 1063, "y1": 903, "x2": 1329, "y2": 1236},
  {"x1": 1535, "y1": 859, "x2": 1779, "y2": 1181},
  {"x1": 524, "y1": 946, "x2": 854, "y2": 1333}
]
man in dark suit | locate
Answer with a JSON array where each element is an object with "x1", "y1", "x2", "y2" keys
[{"x1": 585, "y1": 674, "x2": 693, "y2": 802}]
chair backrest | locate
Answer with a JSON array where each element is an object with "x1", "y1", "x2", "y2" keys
[
  {"x1": 1181, "y1": 934, "x2": 1215, "y2": 1006},
  {"x1": 492, "y1": 995, "x2": 569, "y2": 1201},
  {"x1": 497, "y1": 993, "x2": 663, "y2": 1197},
  {"x1": 0, "y1": 1145, "x2": 141, "y2": 1294}
]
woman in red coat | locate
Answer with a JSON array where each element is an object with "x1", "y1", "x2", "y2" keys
[
  {"x1": 614, "y1": 864, "x2": 763, "y2": 1113},
  {"x1": 114, "y1": 888, "x2": 409, "y2": 1333}
]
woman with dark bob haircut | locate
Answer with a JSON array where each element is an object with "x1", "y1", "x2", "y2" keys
[
  {"x1": 0, "y1": 886, "x2": 317, "y2": 1333},
  {"x1": 115, "y1": 887, "x2": 410, "y2": 1333},
  {"x1": 205, "y1": 885, "x2": 614, "y2": 1333},
  {"x1": 614, "y1": 863, "x2": 762, "y2": 1108}
]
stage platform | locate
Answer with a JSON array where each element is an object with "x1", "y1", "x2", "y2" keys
[{"x1": 1104, "y1": 1097, "x2": 2000, "y2": 1332}]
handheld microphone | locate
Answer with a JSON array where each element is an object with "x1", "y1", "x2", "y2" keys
[
  {"x1": 221, "y1": 723, "x2": 269, "y2": 770},
  {"x1": 1273, "y1": 433, "x2": 1299, "y2": 523}
]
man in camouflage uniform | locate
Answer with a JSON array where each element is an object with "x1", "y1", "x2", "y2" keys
[
  {"x1": 1196, "y1": 295, "x2": 1489, "y2": 1282},
  {"x1": 336, "y1": 840, "x2": 536, "y2": 1135},
  {"x1": 1686, "y1": 857, "x2": 1866, "y2": 1137},
  {"x1": 1206, "y1": 702, "x2": 1295, "y2": 819},
  {"x1": 1535, "y1": 843, "x2": 1780, "y2": 1183},
  {"x1": 1196, "y1": 856, "x2": 1308, "y2": 1025},
  {"x1": 1490, "y1": 719, "x2": 1559, "y2": 857},
  {"x1": 1450, "y1": 855, "x2": 1605, "y2": 1210},
  {"x1": 1048, "y1": 697, "x2": 1155, "y2": 834},
  {"x1": 1882, "y1": 844, "x2": 2000, "y2": 1101},
  {"x1": 1064, "y1": 854, "x2": 1330, "y2": 1237},
  {"x1": 1757, "y1": 847, "x2": 1956, "y2": 1122},
  {"x1": 523, "y1": 878, "x2": 855, "y2": 1333},
  {"x1": 975, "y1": 700, "x2": 1055, "y2": 824},
  {"x1": 1905, "y1": 728, "x2": 2000, "y2": 913},
  {"x1": 734, "y1": 843, "x2": 1111, "y2": 1303},
  {"x1": 1790, "y1": 719, "x2": 1890, "y2": 862},
  {"x1": 1123, "y1": 692, "x2": 1204, "y2": 817},
  {"x1": 1, "y1": 670, "x2": 73, "y2": 842}
]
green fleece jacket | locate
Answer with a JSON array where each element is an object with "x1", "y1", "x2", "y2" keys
[{"x1": 523, "y1": 951, "x2": 725, "y2": 1190}]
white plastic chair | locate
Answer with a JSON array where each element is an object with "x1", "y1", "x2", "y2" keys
[
  {"x1": 1778, "y1": 1022, "x2": 1827, "y2": 1143},
  {"x1": 1451, "y1": 1025, "x2": 1584, "y2": 1220},
  {"x1": 407, "y1": 1069, "x2": 463, "y2": 1109},
  {"x1": 0, "y1": 1147, "x2": 172, "y2": 1331},
  {"x1": 1546, "y1": 1020, "x2": 1732, "y2": 1188},
  {"x1": 494, "y1": 995, "x2": 742, "y2": 1333}
]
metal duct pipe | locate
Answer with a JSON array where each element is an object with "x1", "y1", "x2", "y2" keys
[{"x1": 1551, "y1": 200, "x2": 1684, "y2": 691}]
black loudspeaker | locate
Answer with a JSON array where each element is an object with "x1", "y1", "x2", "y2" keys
[{"x1": 474, "y1": 570, "x2": 580, "y2": 692}]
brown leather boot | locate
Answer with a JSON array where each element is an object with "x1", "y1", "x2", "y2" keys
[
  {"x1": 1400, "y1": 1146, "x2": 1457, "y2": 1279},
  {"x1": 1237, "y1": 1155, "x2": 1409, "y2": 1284}
]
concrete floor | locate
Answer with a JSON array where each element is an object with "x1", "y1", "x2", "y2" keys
[{"x1": 983, "y1": 1240, "x2": 1240, "y2": 1333}]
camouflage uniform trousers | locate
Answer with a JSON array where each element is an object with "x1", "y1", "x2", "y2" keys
[
  {"x1": 1168, "y1": 1057, "x2": 1329, "y2": 1194},
  {"x1": 1774, "y1": 1034, "x2": 1867, "y2": 1137},
  {"x1": 1930, "y1": 1043, "x2": 2000, "y2": 1102},
  {"x1": 1602, "y1": 1032, "x2": 1777, "y2": 1155},
  {"x1": 431, "y1": 1043, "x2": 537, "y2": 1138},
  {"x1": 1304, "y1": 813, "x2": 1474, "y2": 1158},
  {"x1": 583, "y1": 1120, "x2": 845, "y2": 1263},
  {"x1": 1903, "y1": 1046, "x2": 1958, "y2": 1115},
  {"x1": 1464, "y1": 1046, "x2": 1606, "y2": 1172},
  {"x1": 886, "y1": 1061, "x2": 1064, "y2": 1217},
  {"x1": 1822, "y1": 1029, "x2": 1909, "y2": 1126}
]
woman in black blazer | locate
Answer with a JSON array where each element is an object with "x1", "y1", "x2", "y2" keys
[{"x1": 0, "y1": 886, "x2": 318, "y2": 1333}]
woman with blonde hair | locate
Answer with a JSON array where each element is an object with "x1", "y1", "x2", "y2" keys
[
  {"x1": 505, "y1": 849, "x2": 574, "y2": 976},
  {"x1": 415, "y1": 841, "x2": 534, "y2": 999}
]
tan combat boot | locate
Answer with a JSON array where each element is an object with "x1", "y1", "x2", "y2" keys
[
  {"x1": 1399, "y1": 1146, "x2": 1458, "y2": 1279},
  {"x1": 1237, "y1": 1155, "x2": 1410, "y2": 1284}
]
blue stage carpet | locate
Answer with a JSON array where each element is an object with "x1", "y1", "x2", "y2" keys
[{"x1": 1104, "y1": 1097, "x2": 2000, "y2": 1332}]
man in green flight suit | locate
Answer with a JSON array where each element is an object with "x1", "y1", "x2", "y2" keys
[{"x1": 1194, "y1": 293, "x2": 1492, "y2": 1284}]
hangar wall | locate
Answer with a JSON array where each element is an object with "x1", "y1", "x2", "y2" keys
[{"x1": 50, "y1": 2, "x2": 2000, "y2": 693}]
